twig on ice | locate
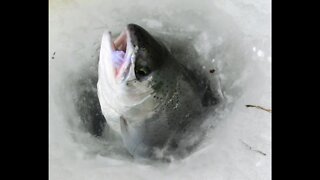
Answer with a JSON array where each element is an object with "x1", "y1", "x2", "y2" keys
[
  {"x1": 51, "y1": 51, "x2": 56, "y2": 60},
  {"x1": 240, "y1": 139, "x2": 267, "y2": 156},
  {"x1": 245, "y1": 104, "x2": 271, "y2": 113}
]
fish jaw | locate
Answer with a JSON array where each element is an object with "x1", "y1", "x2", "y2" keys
[{"x1": 101, "y1": 28, "x2": 136, "y2": 82}]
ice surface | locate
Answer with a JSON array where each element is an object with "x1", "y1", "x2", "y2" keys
[{"x1": 49, "y1": 0, "x2": 271, "y2": 179}]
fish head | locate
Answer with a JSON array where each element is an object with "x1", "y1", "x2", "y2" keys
[{"x1": 98, "y1": 24, "x2": 178, "y2": 131}]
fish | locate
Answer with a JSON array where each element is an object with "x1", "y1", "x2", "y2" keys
[{"x1": 97, "y1": 24, "x2": 222, "y2": 160}]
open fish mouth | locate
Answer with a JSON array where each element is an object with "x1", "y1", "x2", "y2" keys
[{"x1": 102, "y1": 26, "x2": 136, "y2": 82}]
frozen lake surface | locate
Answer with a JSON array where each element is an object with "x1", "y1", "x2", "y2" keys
[{"x1": 49, "y1": 0, "x2": 271, "y2": 179}]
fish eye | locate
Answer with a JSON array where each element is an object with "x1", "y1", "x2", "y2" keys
[{"x1": 135, "y1": 66, "x2": 151, "y2": 77}]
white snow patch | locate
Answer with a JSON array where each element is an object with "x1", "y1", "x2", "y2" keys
[{"x1": 49, "y1": 0, "x2": 271, "y2": 179}]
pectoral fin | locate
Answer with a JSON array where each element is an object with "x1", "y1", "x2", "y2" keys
[
  {"x1": 119, "y1": 116, "x2": 147, "y2": 157},
  {"x1": 120, "y1": 115, "x2": 129, "y2": 135},
  {"x1": 120, "y1": 116, "x2": 138, "y2": 154},
  {"x1": 119, "y1": 116, "x2": 169, "y2": 159}
]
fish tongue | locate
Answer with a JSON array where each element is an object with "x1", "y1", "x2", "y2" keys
[{"x1": 112, "y1": 50, "x2": 126, "y2": 70}]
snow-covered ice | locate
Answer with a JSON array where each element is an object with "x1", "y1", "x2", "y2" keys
[{"x1": 49, "y1": 0, "x2": 271, "y2": 179}]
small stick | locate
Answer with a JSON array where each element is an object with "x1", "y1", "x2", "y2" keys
[
  {"x1": 51, "y1": 52, "x2": 56, "y2": 59},
  {"x1": 240, "y1": 139, "x2": 267, "y2": 156},
  {"x1": 246, "y1": 104, "x2": 271, "y2": 113}
]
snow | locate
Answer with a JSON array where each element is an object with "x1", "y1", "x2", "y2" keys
[{"x1": 49, "y1": 0, "x2": 271, "y2": 179}]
